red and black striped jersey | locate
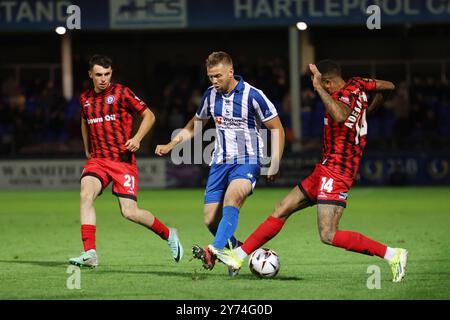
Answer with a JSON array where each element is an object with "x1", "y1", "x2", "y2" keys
[
  {"x1": 321, "y1": 77, "x2": 376, "y2": 181},
  {"x1": 80, "y1": 83, "x2": 148, "y2": 164}
]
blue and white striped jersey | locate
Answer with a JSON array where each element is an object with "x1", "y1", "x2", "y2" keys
[{"x1": 196, "y1": 75, "x2": 278, "y2": 165}]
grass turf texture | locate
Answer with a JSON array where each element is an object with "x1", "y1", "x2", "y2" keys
[{"x1": 0, "y1": 187, "x2": 449, "y2": 300}]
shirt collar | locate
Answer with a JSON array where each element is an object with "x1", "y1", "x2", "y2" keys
[
  {"x1": 92, "y1": 83, "x2": 114, "y2": 96},
  {"x1": 233, "y1": 75, "x2": 244, "y2": 92}
]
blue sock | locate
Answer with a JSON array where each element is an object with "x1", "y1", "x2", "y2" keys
[
  {"x1": 208, "y1": 225, "x2": 238, "y2": 249},
  {"x1": 213, "y1": 206, "x2": 239, "y2": 249}
]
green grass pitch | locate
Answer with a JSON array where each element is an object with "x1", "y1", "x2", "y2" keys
[{"x1": 0, "y1": 187, "x2": 449, "y2": 300}]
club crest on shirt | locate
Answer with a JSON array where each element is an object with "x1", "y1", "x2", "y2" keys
[
  {"x1": 106, "y1": 95, "x2": 115, "y2": 104},
  {"x1": 83, "y1": 101, "x2": 90, "y2": 107},
  {"x1": 224, "y1": 100, "x2": 232, "y2": 116}
]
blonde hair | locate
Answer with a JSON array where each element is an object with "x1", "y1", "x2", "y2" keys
[{"x1": 205, "y1": 51, "x2": 233, "y2": 69}]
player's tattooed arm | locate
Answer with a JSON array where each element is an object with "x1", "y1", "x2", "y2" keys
[
  {"x1": 315, "y1": 86, "x2": 351, "y2": 123},
  {"x1": 309, "y1": 64, "x2": 351, "y2": 123},
  {"x1": 368, "y1": 80, "x2": 395, "y2": 115},
  {"x1": 374, "y1": 79, "x2": 395, "y2": 91}
]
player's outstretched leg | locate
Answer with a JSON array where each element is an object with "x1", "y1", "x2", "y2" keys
[{"x1": 318, "y1": 204, "x2": 408, "y2": 282}]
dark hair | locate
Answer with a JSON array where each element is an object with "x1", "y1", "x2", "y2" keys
[
  {"x1": 205, "y1": 51, "x2": 233, "y2": 69},
  {"x1": 316, "y1": 59, "x2": 341, "y2": 77},
  {"x1": 89, "y1": 54, "x2": 112, "y2": 69}
]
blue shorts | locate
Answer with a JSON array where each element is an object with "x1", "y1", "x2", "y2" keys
[{"x1": 204, "y1": 163, "x2": 261, "y2": 204}]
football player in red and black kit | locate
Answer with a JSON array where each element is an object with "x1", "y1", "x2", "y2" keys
[
  {"x1": 216, "y1": 60, "x2": 408, "y2": 282},
  {"x1": 69, "y1": 55, "x2": 183, "y2": 267}
]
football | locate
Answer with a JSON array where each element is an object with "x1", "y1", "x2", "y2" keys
[{"x1": 248, "y1": 248, "x2": 280, "y2": 278}]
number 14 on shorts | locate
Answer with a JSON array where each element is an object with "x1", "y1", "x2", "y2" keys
[{"x1": 321, "y1": 177, "x2": 334, "y2": 193}]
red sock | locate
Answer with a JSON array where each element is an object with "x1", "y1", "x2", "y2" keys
[
  {"x1": 81, "y1": 224, "x2": 96, "y2": 251},
  {"x1": 331, "y1": 230, "x2": 387, "y2": 258},
  {"x1": 241, "y1": 216, "x2": 285, "y2": 254},
  {"x1": 149, "y1": 217, "x2": 170, "y2": 240}
]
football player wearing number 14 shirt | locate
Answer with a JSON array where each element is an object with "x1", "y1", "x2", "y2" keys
[{"x1": 216, "y1": 60, "x2": 408, "y2": 282}]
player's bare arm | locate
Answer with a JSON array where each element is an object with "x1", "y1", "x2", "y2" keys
[
  {"x1": 375, "y1": 79, "x2": 395, "y2": 91},
  {"x1": 368, "y1": 80, "x2": 395, "y2": 115},
  {"x1": 263, "y1": 116, "x2": 285, "y2": 181},
  {"x1": 125, "y1": 108, "x2": 155, "y2": 153},
  {"x1": 81, "y1": 117, "x2": 91, "y2": 159},
  {"x1": 309, "y1": 64, "x2": 351, "y2": 123},
  {"x1": 155, "y1": 115, "x2": 208, "y2": 156}
]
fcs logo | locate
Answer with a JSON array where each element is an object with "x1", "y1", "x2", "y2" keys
[
  {"x1": 84, "y1": 101, "x2": 90, "y2": 108},
  {"x1": 106, "y1": 95, "x2": 115, "y2": 104},
  {"x1": 215, "y1": 117, "x2": 223, "y2": 125}
]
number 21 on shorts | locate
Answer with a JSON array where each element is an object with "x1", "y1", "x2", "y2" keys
[
  {"x1": 124, "y1": 174, "x2": 135, "y2": 190},
  {"x1": 320, "y1": 177, "x2": 334, "y2": 193}
]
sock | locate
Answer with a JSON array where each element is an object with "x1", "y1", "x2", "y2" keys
[
  {"x1": 213, "y1": 206, "x2": 239, "y2": 249},
  {"x1": 236, "y1": 247, "x2": 248, "y2": 260},
  {"x1": 81, "y1": 224, "x2": 96, "y2": 252},
  {"x1": 149, "y1": 217, "x2": 170, "y2": 240},
  {"x1": 331, "y1": 230, "x2": 387, "y2": 258},
  {"x1": 383, "y1": 247, "x2": 397, "y2": 262},
  {"x1": 208, "y1": 225, "x2": 239, "y2": 249},
  {"x1": 241, "y1": 216, "x2": 285, "y2": 255}
]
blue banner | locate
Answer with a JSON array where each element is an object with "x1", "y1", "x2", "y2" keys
[
  {"x1": 0, "y1": 0, "x2": 449, "y2": 32},
  {"x1": 358, "y1": 153, "x2": 450, "y2": 186},
  {"x1": 188, "y1": 0, "x2": 450, "y2": 27},
  {"x1": 0, "y1": 0, "x2": 109, "y2": 31}
]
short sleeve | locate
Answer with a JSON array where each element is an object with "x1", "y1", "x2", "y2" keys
[
  {"x1": 355, "y1": 77, "x2": 377, "y2": 92},
  {"x1": 195, "y1": 90, "x2": 212, "y2": 119},
  {"x1": 251, "y1": 88, "x2": 278, "y2": 122},
  {"x1": 123, "y1": 87, "x2": 147, "y2": 114}
]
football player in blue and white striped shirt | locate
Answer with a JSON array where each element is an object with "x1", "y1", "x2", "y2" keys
[{"x1": 156, "y1": 52, "x2": 285, "y2": 274}]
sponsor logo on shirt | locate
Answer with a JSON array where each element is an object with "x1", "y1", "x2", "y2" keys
[
  {"x1": 87, "y1": 114, "x2": 118, "y2": 125},
  {"x1": 214, "y1": 116, "x2": 244, "y2": 128}
]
